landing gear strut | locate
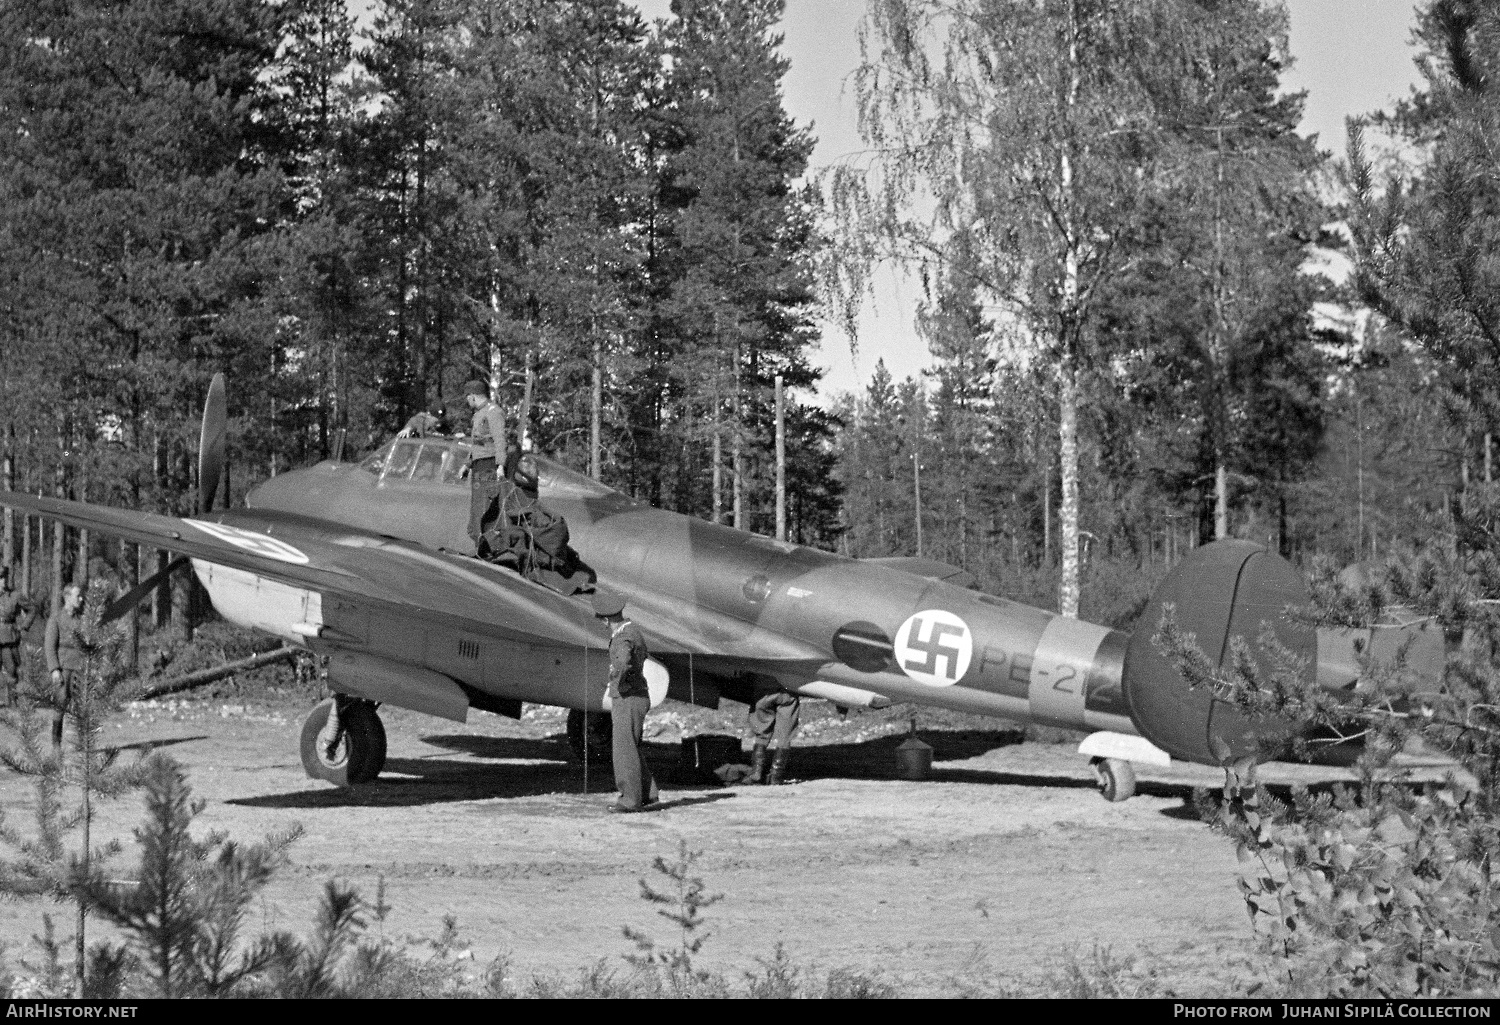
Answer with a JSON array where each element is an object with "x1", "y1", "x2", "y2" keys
[
  {"x1": 301, "y1": 696, "x2": 387, "y2": 785},
  {"x1": 566, "y1": 708, "x2": 612, "y2": 762},
  {"x1": 1090, "y1": 756, "x2": 1136, "y2": 803}
]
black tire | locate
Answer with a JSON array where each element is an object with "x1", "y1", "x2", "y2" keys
[
  {"x1": 1091, "y1": 756, "x2": 1136, "y2": 803},
  {"x1": 566, "y1": 708, "x2": 612, "y2": 762},
  {"x1": 301, "y1": 697, "x2": 387, "y2": 786}
]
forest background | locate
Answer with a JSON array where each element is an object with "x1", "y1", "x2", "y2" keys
[{"x1": 0, "y1": 0, "x2": 1485, "y2": 643}]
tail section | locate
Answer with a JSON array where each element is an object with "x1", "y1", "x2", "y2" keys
[{"x1": 1121, "y1": 540, "x2": 1314, "y2": 765}]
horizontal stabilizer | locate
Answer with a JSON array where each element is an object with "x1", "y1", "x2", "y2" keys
[{"x1": 861, "y1": 557, "x2": 976, "y2": 589}]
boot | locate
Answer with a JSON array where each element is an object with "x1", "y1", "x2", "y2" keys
[
  {"x1": 768, "y1": 747, "x2": 790, "y2": 785},
  {"x1": 747, "y1": 742, "x2": 769, "y2": 784}
]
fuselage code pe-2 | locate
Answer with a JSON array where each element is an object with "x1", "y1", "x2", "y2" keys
[{"x1": 3, "y1": 375, "x2": 1422, "y2": 799}]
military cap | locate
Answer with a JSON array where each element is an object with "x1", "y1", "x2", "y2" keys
[
  {"x1": 591, "y1": 589, "x2": 626, "y2": 618},
  {"x1": 463, "y1": 380, "x2": 488, "y2": 397}
]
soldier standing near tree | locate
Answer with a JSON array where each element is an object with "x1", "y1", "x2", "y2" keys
[
  {"x1": 594, "y1": 590, "x2": 658, "y2": 813},
  {"x1": 463, "y1": 379, "x2": 508, "y2": 553},
  {"x1": 0, "y1": 565, "x2": 33, "y2": 706},
  {"x1": 44, "y1": 584, "x2": 83, "y2": 751}
]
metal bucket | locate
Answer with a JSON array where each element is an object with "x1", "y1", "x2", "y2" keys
[{"x1": 895, "y1": 736, "x2": 933, "y2": 780}]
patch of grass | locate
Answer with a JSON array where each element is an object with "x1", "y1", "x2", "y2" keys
[{"x1": 1038, "y1": 943, "x2": 1167, "y2": 999}]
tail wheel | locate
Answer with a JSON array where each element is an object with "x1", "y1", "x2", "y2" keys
[
  {"x1": 566, "y1": 708, "x2": 612, "y2": 762},
  {"x1": 301, "y1": 697, "x2": 387, "y2": 786},
  {"x1": 1091, "y1": 756, "x2": 1136, "y2": 803}
]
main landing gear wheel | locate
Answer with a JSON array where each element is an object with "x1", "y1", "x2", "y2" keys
[
  {"x1": 1091, "y1": 756, "x2": 1136, "y2": 803},
  {"x1": 301, "y1": 696, "x2": 387, "y2": 786},
  {"x1": 566, "y1": 709, "x2": 612, "y2": 762}
]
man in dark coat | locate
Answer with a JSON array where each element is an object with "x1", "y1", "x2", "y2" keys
[
  {"x1": 595, "y1": 590, "x2": 657, "y2": 813},
  {"x1": 0, "y1": 565, "x2": 33, "y2": 706},
  {"x1": 44, "y1": 584, "x2": 84, "y2": 751}
]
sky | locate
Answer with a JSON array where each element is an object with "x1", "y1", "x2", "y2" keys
[{"x1": 631, "y1": 0, "x2": 1428, "y2": 400}]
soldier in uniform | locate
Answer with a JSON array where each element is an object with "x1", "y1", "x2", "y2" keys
[
  {"x1": 462, "y1": 380, "x2": 508, "y2": 552},
  {"x1": 0, "y1": 565, "x2": 33, "y2": 706},
  {"x1": 747, "y1": 675, "x2": 800, "y2": 785},
  {"x1": 396, "y1": 403, "x2": 449, "y2": 439},
  {"x1": 44, "y1": 584, "x2": 84, "y2": 751},
  {"x1": 595, "y1": 590, "x2": 658, "y2": 813}
]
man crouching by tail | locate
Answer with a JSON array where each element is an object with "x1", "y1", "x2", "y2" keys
[
  {"x1": 747, "y1": 675, "x2": 799, "y2": 785},
  {"x1": 594, "y1": 590, "x2": 658, "y2": 813}
]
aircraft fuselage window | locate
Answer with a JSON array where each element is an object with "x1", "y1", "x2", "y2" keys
[{"x1": 383, "y1": 441, "x2": 419, "y2": 481}]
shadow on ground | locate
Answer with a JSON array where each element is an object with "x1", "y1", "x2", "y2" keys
[
  {"x1": 104, "y1": 734, "x2": 210, "y2": 756},
  {"x1": 225, "y1": 726, "x2": 1280, "y2": 810},
  {"x1": 421, "y1": 734, "x2": 572, "y2": 762}
]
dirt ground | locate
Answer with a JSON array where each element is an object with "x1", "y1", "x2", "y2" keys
[{"x1": 0, "y1": 692, "x2": 1462, "y2": 997}]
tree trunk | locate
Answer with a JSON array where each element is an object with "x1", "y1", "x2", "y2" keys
[
  {"x1": 51, "y1": 520, "x2": 63, "y2": 615},
  {"x1": 20, "y1": 514, "x2": 30, "y2": 598},
  {"x1": 1058, "y1": 362, "x2": 1080, "y2": 618},
  {"x1": 74, "y1": 471, "x2": 89, "y2": 589},
  {"x1": 732, "y1": 364, "x2": 744, "y2": 531},
  {"x1": 153, "y1": 550, "x2": 170, "y2": 631},
  {"x1": 124, "y1": 541, "x2": 138, "y2": 671},
  {"x1": 1056, "y1": 2, "x2": 1082, "y2": 619},
  {"x1": 1215, "y1": 460, "x2": 1229, "y2": 540},
  {"x1": 173, "y1": 572, "x2": 192, "y2": 643},
  {"x1": 913, "y1": 451, "x2": 923, "y2": 557},
  {"x1": 590, "y1": 332, "x2": 602, "y2": 481},
  {"x1": 521, "y1": 350, "x2": 534, "y2": 450},
  {"x1": 712, "y1": 405, "x2": 722, "y2": 525},
  {"x1": 2, "y1": 420, "x2": 12, "y2": 573},
  {"x1": 774, "y1": 376, "x2": 786, "y2": 542}
]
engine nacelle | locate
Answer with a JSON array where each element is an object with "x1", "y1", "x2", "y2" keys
[{"x1": 1122, "y1": 540, "x2": 1315, "y2": 765}]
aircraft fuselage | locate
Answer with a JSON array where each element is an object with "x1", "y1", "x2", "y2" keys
[{"x1": 236, "y1": 440, "x2": 1140, "y2": 740}]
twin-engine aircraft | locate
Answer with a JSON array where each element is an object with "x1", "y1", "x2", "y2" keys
[{"x1": 0, "y1": 376, "x2": 1421, "y2": 798}]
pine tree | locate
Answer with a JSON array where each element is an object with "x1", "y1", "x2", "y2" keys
[
  {"x1": 649, "y1": 0, "x2": 827, "y2": 529},
  {"x1": 0, "y1": 581, "x2": 146, "y2": 996},
  {"x1": 1346, "y1": 0, "x2": 1500, "y2": 486},
  {"x1": 78, "y1": 754, "x2": 304, "y2": 998},
  {"x1": 1131, "y1": 0, "x2": 1327, "y2": 543}
]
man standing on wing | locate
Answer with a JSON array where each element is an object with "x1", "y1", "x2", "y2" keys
[
  {"x1": 463, "y1": 380, "x2": 508, "y2": 553},
  {"x1": 595, "y1": 590, "x2": 658, "y2": 813}
]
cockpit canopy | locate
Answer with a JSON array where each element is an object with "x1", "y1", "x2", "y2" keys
[{"x1": 355, "y1": 437, "x2": 621, "y2": 500}]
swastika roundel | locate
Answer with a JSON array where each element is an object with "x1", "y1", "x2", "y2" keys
[
  {"x1": 183, "y1": 520, "x2": 310, "y2": 565},
  {"x1": 893, "y1": 609, "x2": 973, "y2": 687}
]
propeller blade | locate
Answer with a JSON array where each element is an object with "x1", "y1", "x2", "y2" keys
[
  {"x1": 198, "y1": 372, "x2": 227, "y2": 514},
  {"x1": 101, "y1": 555, "x2": 190, "y2": 625}
]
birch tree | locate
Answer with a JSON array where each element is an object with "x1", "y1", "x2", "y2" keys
[{"x1": 827, "y1": 0, "x2": 1163, "y2": 616}]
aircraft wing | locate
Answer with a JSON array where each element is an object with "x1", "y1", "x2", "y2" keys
[{"x1": 0, "y1": 494, "x2": 608, "y2": 650}]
